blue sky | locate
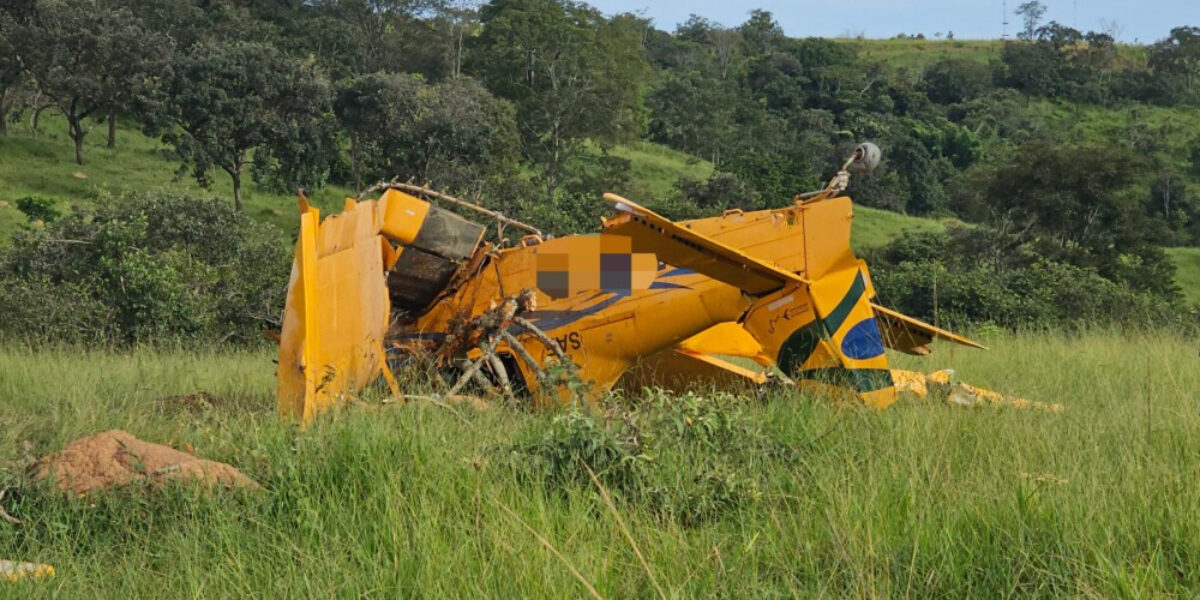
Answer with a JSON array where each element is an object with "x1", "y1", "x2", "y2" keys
[{"x1": 584, "y1": 1, "x2": 1196, "y2": 43}]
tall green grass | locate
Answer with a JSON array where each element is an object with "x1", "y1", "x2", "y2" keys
[{"x1": 1, "y1": 330, "x2": 1197, "y2": 597}]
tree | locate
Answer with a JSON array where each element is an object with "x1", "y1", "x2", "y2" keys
[
  {"x1": 440, "y1": 0, "x2": 482, "y2": 79},
  {"x1": 16, "y1": 0, "x2": 167, "y2": 163},
  {"x1": 1015, "y1": 1, "x2": 1046, "y2": 41},
  {"x1": 1149, "y1": 26, "x2": 1200, "y2": 104},
  {"x1": 646, "y1": 69, "x2": 738, "y2": 163},
  {"x1": 335, "y1": 72, "x2": 423, "y2": 191},
  {"x1": 984, "y1": 142, "x2": 1176, "y2": 294},
  {"x1": 470, "y1": 0, "x2": 648, "y2": 201},
  {"x1": 998, "y1": 38, "x2": 1066, "y2": 96},
  {"x1": 334, "y1": 73, "x2": 519, "y2": 194},
  {"x1": 0, "y1": 193, "x2": 288, "y2": 345},
  {"x1": 409, "y1": 77, "x2": 520, "y2": 194},
  {"x1": 152, "y1": 42, "x2": 333, "y2": 211},
  {"x1": 924, "y1": 58, "x2": 991, "y2": 104},
  {"x1": 738, "y1": 9, "x2": 783, "y2": 57},
  {"x1": 0, "y1": 12, "x2": 21, "y2": 136}
]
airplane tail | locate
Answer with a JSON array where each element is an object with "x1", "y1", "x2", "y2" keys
[
  {"x1": 740, "y1": 264, "x2": 897, "y2": 408},
  {"x1": 602, "y1": 193, "x2": 899, "y2": 407}
]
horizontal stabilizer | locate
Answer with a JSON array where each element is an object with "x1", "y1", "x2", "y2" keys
[
  {"x1": 871, "y1": 303, "x2": 986, "y2": 354},
  {"x1": 601, "y1": 193, "x2": 803, "y2": 296}
]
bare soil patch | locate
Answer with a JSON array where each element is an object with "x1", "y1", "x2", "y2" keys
[{"x1": 30, "y1": 430, "x2": 258, "y2": 495}]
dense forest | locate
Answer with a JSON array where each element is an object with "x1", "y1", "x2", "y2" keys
[{"x1": 0, "y1": 0, "x2": 1198, "y2": 342}]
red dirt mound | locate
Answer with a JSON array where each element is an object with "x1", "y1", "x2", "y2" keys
[{"x1": 31, "y1": 430, "x2": 259, "y2": 495}]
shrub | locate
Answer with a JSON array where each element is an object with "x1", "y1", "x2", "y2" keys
[
  {"x1": 0, "y1": 192, "x2": 289, "y2": 345},
  {"x1": 865, "y1": 228, "x2": 1193, "y2": 330},
  {"x1": 504, "y1": 390, "x2": 767, "y2": 526},
  {"x1": 15, "y1": 195, "x2": 61, "y2": 223}
]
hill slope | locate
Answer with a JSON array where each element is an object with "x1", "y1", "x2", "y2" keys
[
  {"x1": 0, "y1": 115, "x2": 1194, "y2": 304},
  {"x1": 0, "y1": 116, "x2": 945, "y2": 249}
]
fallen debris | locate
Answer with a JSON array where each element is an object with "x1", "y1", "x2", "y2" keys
[
  {"x1": 0, "y1": 560, "x2": 54, "y2": 582},
  {"x1": 31, "y1": 430, "x2": 259, "y2": 495},
  {"x1": 893, "y1": 369, "x2": 1064, "y2": 413}
]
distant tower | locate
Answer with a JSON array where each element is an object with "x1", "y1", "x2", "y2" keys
[{"x1": 1001, "y1": 0, "x2": 1009, "y2": 39}]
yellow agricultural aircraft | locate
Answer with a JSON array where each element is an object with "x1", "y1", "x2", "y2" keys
[{"x1": 277, "y1": 144, "x2": 1046, "y2": 425}]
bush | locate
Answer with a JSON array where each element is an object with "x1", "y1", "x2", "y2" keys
[
  {"x1": 675, "y1": 171, "x2": 761, "y2": 212},
  {"x1": 0, "y1": 192, "x2": 289, "y2": 345},
  {"x1": 865, "y1": 228, "x2": 1193, "y2": 330},
  {"x1": 504, "y1": 390, "x2": 766, "y2": 526},
  {"x1": 15, "y1": 195, "x2": 61, "y2": 223}
]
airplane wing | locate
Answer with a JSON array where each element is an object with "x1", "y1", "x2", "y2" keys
[
  {"x1": 601, "y1": 193, "x2": 804, "y2": 296},
  {"x1": 619, "y1": 348, "x2": 768, "y2": 392},
  {"x1": 871, "y1": 303, "x2": 986, "y2": 354}
]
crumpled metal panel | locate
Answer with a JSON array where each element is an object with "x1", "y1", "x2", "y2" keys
[{"x1": 278, "y1": 200, "x2": 390, "y2": 426}]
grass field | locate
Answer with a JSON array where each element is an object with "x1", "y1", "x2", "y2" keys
[
  {"x1": 0, "y1": 330, "x2": 1197, "y2": 597},
  {"x1": 1168, "y1": 247, "x2": 1200, "y2": 305}
]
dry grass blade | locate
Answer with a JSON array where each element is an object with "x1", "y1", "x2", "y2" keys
[
  {"x1": 583, "y1": 463, "x2": 668, "y2": 600},
  {"x1": 495, "y1": 500, "x2": 605, "y2": 600}
]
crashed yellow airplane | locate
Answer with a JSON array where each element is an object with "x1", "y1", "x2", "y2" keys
[{"x1": 277, "y1": 143, "x2": 1047, "y2": 425}]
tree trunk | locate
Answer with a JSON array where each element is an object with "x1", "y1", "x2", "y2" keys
[
  {"x1": 0, "y1": 89, "x2": 8, "y2": 136},
  {"x1": 350, "y1": 135, "x2": 362, "y2": 192},
  {"x1": 31, "y1": 104, "x2": 46, "y2": 133},
  {"x1": 73, "y1": 133, "x2": 84, "y2": 165},
  {"x1": 231, "y1": 170, "x2": 243, "y2": 212},
  {"x1": 67, "y1": 115, "x2": 86, "y2": 165},
  {"x1": 106, "y1": 109, "x2": 116, "y2": 149}
]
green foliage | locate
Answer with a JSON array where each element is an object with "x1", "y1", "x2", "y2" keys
[
  {"x1": 0, "y1": 192, "x2": 288, "y2": 344},
  {"x1": 471, "y1": 0, "x2": 649, "y2": 201},
  {"x1": 923, "y1": 58, "x2": 992, "y2": 104},
  {"x1": 505, "y1": 390, "x2": 767, "y2": 526},
  {"x1": 980, "y1": 141, "x2": 1177, "y2": 294},
  {"x1": 149, "y1": 41, "x2": 333, "y2": 210},
  {"x1": 1015, "y1": 1, "x2": 1047, "y2": 41},
  {"x1": 0, "y1": 11, "x2": 22, "y2": 136},
  {"x1": 674, "y1": 171, "x2": 760, "y2": 213},
  {"x1": 867, "y1": 227, "x2": 1193, "y2": 329},
  {"x1": 14, "y1": 195, "x2": 58, "y2": 223},
  {"x1": 9, "y1": 0, "x2": 170, "y2": 163},
  {"x1": 1148, "y1": 26, "x2": 1200, "y2": 105},
  {"x1": 506, "y1": 406, "x2": 645, "y2": 494},
  {"x1": 333, "y1": 73, "x2": 519, "y2": 193}
]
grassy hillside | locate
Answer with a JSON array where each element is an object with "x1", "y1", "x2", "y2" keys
[
  {"x1": 0, "y1": 116, "x2": 936, "y2": 250},
  {"x1": 609, "y1": 141, "x2": 714, "y2": 200},
  {"x1": 1, "y1": 330, "x2": 1197, "y2": 597},
  {"x1": 1028, "y1": 100, "x2": 1200, "y2": 196},
  {"x1": 1168, "y1": 247, "x2": 1200, "y2": 304},
  {"x1": 840, "y1": 38, "x2": 1148, "y2": 70},
  {"x1": 843, "y1": 38, "x2": 1001, "y2": 68},
  {"x1": 0, "y1": 115, "x2": 355, "y2": 240},
  {"x1": 2, "y1": 113, "x2": 1195, "y2": 301}
]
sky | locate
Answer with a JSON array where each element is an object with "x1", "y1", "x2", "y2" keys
[{"x1": 583, "y1": 0, "x2": 1197, "y2": 44}]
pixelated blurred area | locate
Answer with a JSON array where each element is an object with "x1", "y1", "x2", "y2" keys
[{"x1": 536, "y1": 234, "x2": 657, "y2": 299}]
